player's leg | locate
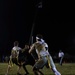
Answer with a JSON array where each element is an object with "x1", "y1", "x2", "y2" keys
[
  {"x1": 33, "y1": 66, "x2": 44, "y2": 75},
  {"x1": 33, "y1": 56, "x2": 47, "y2": 75},
  {"x1": 5, "y1": 64, "x2": 11, "y2": 75},
  {"x1": 5, "y1": 57, "x2": 13, "y2": 75},
  {"x1": 23, "y1": 64, "x2": 29, "y2": 75},
  {"x1": 17, "y1": 65, "x2": 22, "y2": 75},
  {"x1": 48, "y1": 55, "x2": 61, "y2": 75},
  {"x1": 60, "y1": 57, "x2": 63, "y2": 66}
]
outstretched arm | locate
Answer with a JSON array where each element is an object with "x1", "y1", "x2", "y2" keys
[{"x1": 29, "y1": 44, "x2": 35, "y2": 54}]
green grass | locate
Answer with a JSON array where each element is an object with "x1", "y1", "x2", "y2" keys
[{"x1": 0, "y1": 63, "x2": 75, "y2": 75}]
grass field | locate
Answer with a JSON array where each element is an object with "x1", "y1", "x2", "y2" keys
[{"x1": 0, "y1": 63, "x2": 75, "y2": 75}]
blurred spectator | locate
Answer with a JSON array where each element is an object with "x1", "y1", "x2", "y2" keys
[
  {"x1": 58, "y1": 50, "x2": 64, "y2": 66},
  {"x1": 5, "y1": 56, "x2": 9, "y2": 63}
]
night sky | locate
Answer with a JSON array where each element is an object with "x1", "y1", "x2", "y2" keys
[{"x1": 0, "y1": 0, "x2": 75, "y2": 56}]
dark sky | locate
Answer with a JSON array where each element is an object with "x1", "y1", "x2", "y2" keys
[{"x1": 0, "y1": 0, "x2": 75, "y2": 56}]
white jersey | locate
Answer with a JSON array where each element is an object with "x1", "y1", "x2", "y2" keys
[
  {"x1": 58, "y1": 52, "x2": 64, "y2": 58},
  {"x1": 12, "y1": 46, "x2": 21, "y2": 51},
  {"x1": 35, "y1": 41, "x2": 49, "y2": 57},
  {"x1": 11, "y1": 46, "x2": 22, "y2": 57}
]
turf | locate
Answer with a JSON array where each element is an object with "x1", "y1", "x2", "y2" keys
[{"x1": 0, "y1": 63, "x2": 75, "y2": 75}]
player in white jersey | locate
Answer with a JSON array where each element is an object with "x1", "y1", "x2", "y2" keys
[
  {"x1": 11, "y1": 41, "x2": 22, "y2": 59},
  {"x1": 29, "y1": 34, "x2": 61, "y2": 75},
  {"x1": 58, "y1": 50, "x2": 64, "y2": 66},
  {"x1": 5, "y1": 41, "x2": 22, "y2": 75}
]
